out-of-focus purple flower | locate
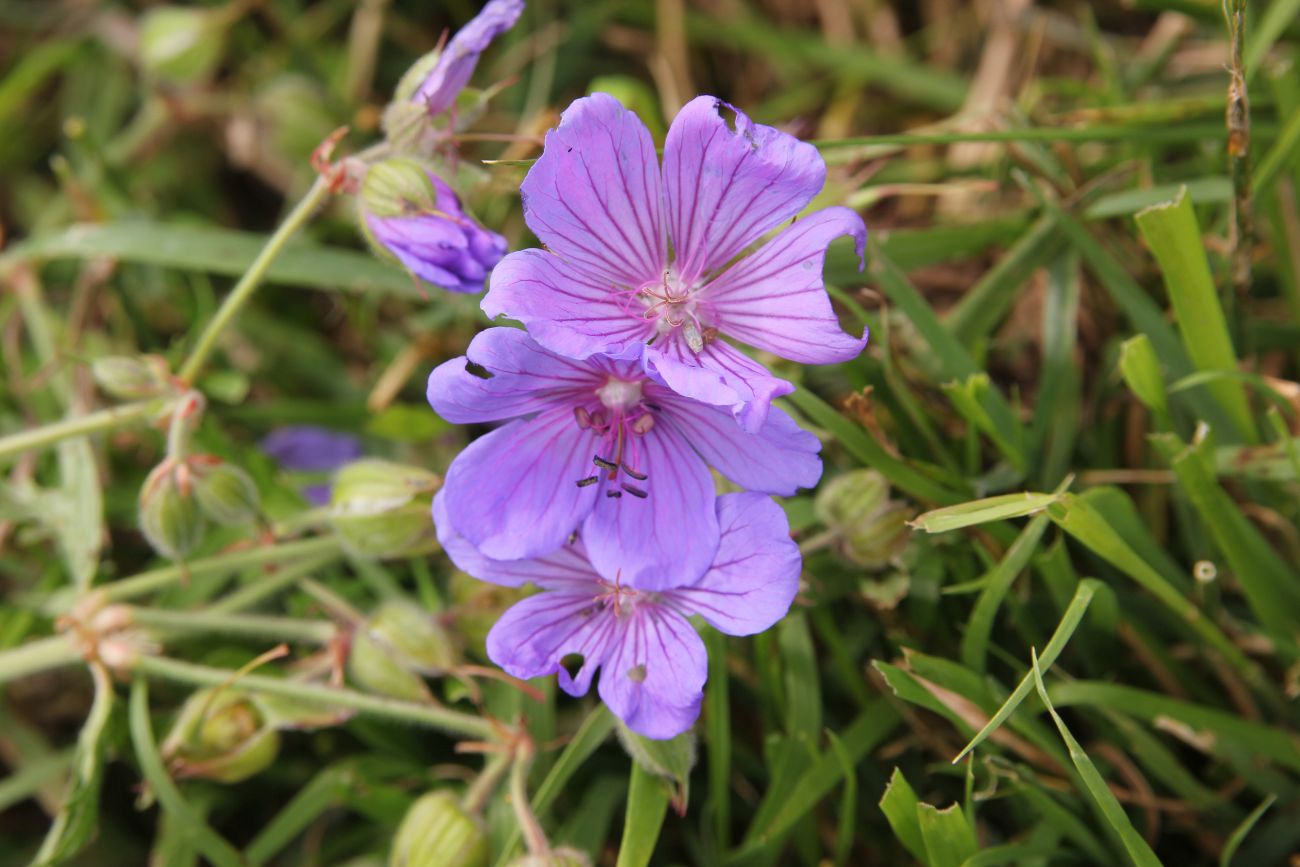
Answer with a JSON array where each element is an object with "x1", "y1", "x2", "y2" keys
[
  {"x1": 361, "y1": 157, "x2": 507, "y2": 294},
  {"x1": 426, "y1": 327, "x2": 820, "y2": 589},
  {"x1": 260, "y1": 426, "x2": 362, "y2": 473},
  {"x1": 483, "y1": 93, "x2": 868, "y2": 433},
  {"x1": 437, "y1": 490, "x2": 800, "y2": 739},
  {"x1": 415, "y1": 0, "x2": 524, "y2": 117}
]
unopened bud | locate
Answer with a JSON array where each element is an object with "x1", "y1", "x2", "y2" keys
[
  {"x1": 814, "y1": 470, "x2": 911, "y2": 570},
  {"x1": 348, "y1": 601, "x2": 455, "y2": 701},
  {"x1": 389, "y1": 791, "x2": 487, "y2": 867},
  {"x1": 162, "y1": 688, "x2": 280, "y2": 784},
  {"x1": 92, "y1": 355, "x2": 172, "y2": 400},
  {"x1": 329, "y1": 460, "x2": 440, "y2": 558},
  {"x1": 139, "y1": 6, "x2": 226, "y2": 85},
  {"x1": 842, "y1": 503, "x2": 912, "y2": 570},
  {"x1": 506, "y1": 849, "x2": 592, "y2": 867},
  {"x1": 814, "y1": 469, "x2": 890, "y2": 532},
  {"x1": 139, "y1": 463, "x2": 205, "y2": 560},
  {"x1": 193, "y1": 461, "x2": 260, "y2": 526}
]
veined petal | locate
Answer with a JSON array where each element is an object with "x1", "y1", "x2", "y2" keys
[
  {"x1": 581, "y1": 423, "x2": 718, "y2": 592},
  {"x1": 441, "y1": 407, "x2": 598, "y2": 560},
  {"x1": 416, "y1": 0, "x2": 525, "y2": 115},
  {"x1": 486, "y1": 588, "x2": 618, "y2": 697},
  {"x1": 598, "y1": 603, "x2": 706, "y2": 739},
  {"x1": 434, "y1": 490, "x2": 598, "y2": 588},
  {"x1": 654, "y1": 388, "x2": 821, "y2": 495},
  {"x1": 643, "y1": 336, "x2": 793, "y2": 433},
  {"x1": 427, "y1": 327, "x2": 602, "y2": 424},
  {"x1": 666, "y1": 493, "x2": 800, "y2": 636},
  {"x1": 520, "y1": 93, "x2": 667, "y2": 288},
  {"x1": 483, "y1": 249, "x2": 655, "y2": 360},
  {"x1": 663, "y1": 96, "x2": 825, "y2": 284},
  {"x1": 701, "y1": 207, "x2": 868, "y2": 363}
]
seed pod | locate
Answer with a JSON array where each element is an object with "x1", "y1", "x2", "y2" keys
[
  {"x1": 138, "y1": 6, "x2": 226, "y2": 85},
  {"x1": 348, "y1": 602, "x2": 455, "y2": 701},
  {"x1": 91, "y1": 355, "x2": 172, "y2": 400},
  {"x1": 814, "y1": 469, "x2": 890, "y2": 533},
  {"x1": 841, "y1": 502, "x2": 912, "y2": 571},
  {"x1": 329, "y1": 460, "x2": 440, "y2": 558},
  {"x1": 193, "y1": 461, "x2": 260, "y2": 526},
  {"x1": 389, "y1": 791, "x2": 487, "y2": 867},
  {"x1": 162, "y1": 688, "x2": 280, "y2": 784},
  {"x1": 139, "y1": 463, "x2": 205, "y2": 560}
]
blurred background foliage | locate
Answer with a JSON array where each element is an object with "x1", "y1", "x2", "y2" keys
[{"x1": 2, "y1": 0, "x2": 1300, "y2": 865}]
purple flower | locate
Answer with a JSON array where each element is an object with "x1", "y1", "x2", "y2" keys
[
  {"x1": 362, "y1": 162, "x2": 507, "y2": 295},
  {"x1": 426, "y1": 327, "x2": 820, "y2": 589},
  {"x1": 415, "y1": 0, "x2": 525, "y2": 117},
  {"x1": 483, "y1": 93, "x2": 868, "y2": 433},
  {"x1": 437, "y1": 490, "x2": 800, "y2": 739},
  {"x1": 260, "y1": 427, "x2": 362, "y2": 473}
]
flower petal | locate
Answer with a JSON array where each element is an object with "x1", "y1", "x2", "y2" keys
[
  {"x1": 520, "y1": 93, "x2": 667, "y2": 288},
  {"x1": 666, "y1": 493, "x2": 800, "y2": 636},
  {"x1": 581, "y1": 423, "x2": 719, "y2": 592},
  {"x1": 483, "y1": 249, "x2": 655, "y2": 360},
  {"x1": 434, "y1": 490, "x2": 599, "y2": 588},
  {"x1": 654, "y1": 387, "x2": 821, "y2": 495},
  {"x1": 598, "y1": 604, "x2": 706, "y2": 739},
  {"x1": 486, "y1": 588, "x2": 617, "y2": 697},
  {"x1": 642, "y1": 335, "x2": 793, "y2": 433},
  {"x1": 260, "y1": 426, "x2": 361, "y2": 472},
  {"x1": 701, "y1": 206, "x2": 868, "y2": 363},
  {"x1": 663, "y1": 96, "x2": 825, "y2": 284},
  {"x1": 427, "y1": 327, "x2": 602, "y2": 424},
  {"x1": 440, "y1": 406, "x2": 599, "y2": 560},
  {"x1": 416, "y1": 0, "x2": 525, "y2": 115}
]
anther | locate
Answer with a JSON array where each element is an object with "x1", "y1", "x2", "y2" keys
[
  {"x1": 606, "y1": 490, "x2": 623, "y2": 498},
  {"x1": 593, "y1": 456, "x2": 618, "y2": 472},
  {"x1": 631, "y1": 415, "x2": 654, "y2": 435},
  {"x1": 576, "y1": 476, "x2": 599, "y2": 487},
  {"x1": 622, "y1": 464, "x2": 648, "y2": 481},
  {"x1": 574, "y1": 407, "x2": 592, "y2": 429},
  {"x1": 621, "y1": 483, "x2": 648, "y2": 499}
]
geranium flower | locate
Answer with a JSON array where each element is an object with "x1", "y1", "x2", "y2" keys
[
  {"x1": 436, "y1": 491, "x2": 800, "y2": 739},
  {"x1": 426, "y1": 327, "x2": 820, "y2": 588},
  {"x1": 483, "y1": 93, "x2": 867, "y2": 432},
  {"x1": 414, "y1": 0, "x2": 525, "y2": 117},
  {"x1": 260, "y1": 426, "x2": 362, "y2": 505}
]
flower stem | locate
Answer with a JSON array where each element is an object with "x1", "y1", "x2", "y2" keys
[
  {"x1": 127, "y1": 607, "x2": 337, "y2": 644},
  {"x1": 0, "y1": 400, "x2": 164, "y2": 466},
  {"x1": 462, "y1": 750, "x2": 512, "y2": 814},
  {"x1": 0, "y1": 636, "x2": 82, "y2": 687},
  {"x1": 177, "y1": 176, "x2": 332, "y2": 385},
  {"x1": 101, "y1": 535, "x2": 343, "y2": 603},
  {"x1": 510, "y1": 741, "x2": 550, "y2": 854},
  {"x1": 132, "y1": 654, "x2": 497, "y2": 741}
]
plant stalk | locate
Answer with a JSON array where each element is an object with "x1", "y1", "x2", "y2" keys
[
  {"x1": 0, "y1": 400, "x2": 163, "y2": 466},
  {"x1": 0, "y1": 636, "x2": 82, "y2": 686}
]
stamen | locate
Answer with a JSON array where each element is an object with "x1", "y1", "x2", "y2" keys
[
  {"x1": 576, "y1": 476, "x2": 599, "y2": 487},
  {"x1": 606, "y1": 490, "x2": 623, "y2": 498},
  {"x1": 574, "y1": 407, "x2": 592, "y2": 429},
  {"x1": 593, "y1": 456, "x2": 618, "y2": 472},
  {"x1": 631, "y1": 415, "x2": 654, "y2": 435},
  {"x1": 621, "y1": 464, "x2": 648, "y2": 481},
  {"x1": 621, "y1": 483, "x2": 648, "y2": 499}
]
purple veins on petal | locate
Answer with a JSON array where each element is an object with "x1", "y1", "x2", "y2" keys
[
  {"x1": 415, "y1": 0, "x2": 525, "y2": 116},
  {"x1": 441, "y1": 492, "x2": 800, "y2": 739},
  {"x1": 481, "y1": 91, "x2": 868, "y2": 429}
]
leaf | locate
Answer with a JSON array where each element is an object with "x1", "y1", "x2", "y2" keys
[
  {"x1": 918, "y1": 802, "x2": 979, "y2": 867},
  {"x1": 54, "y1": 434, "x2": 103, "y2": 592},
  {"x1": 1220, "y1": 795, "x2": 1276, "y2": 867},
  {"x1": 959, "y1": 511, "x2": 1053, "y2": 672},
  {"x1": 614, "y1": 761, "x2": 671, "y2": 867},
  {"x1": 912, "y1": 492, "x2": 1060, "y2": 534},
  {"x1": 615, "y1": 723, "x2": 695, "y2": 815},
  {"x1": 879, "y1": 768, "x2": 927, "y2": 863}
]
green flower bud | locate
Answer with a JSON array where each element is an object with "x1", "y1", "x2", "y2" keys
[
  {"x1": 329, "y1": 460, "x2": 440, "y2": 559},
  {"x1": 1118, "y1": 334, "x2": 1168, "y2": 415},
  {"x1": 842, "y1": 502, "x2": 912, "y2": 570},
  {"x1": 814, "y1": 469, "x2": 890, "y2": 532},
  {"x1": 506, "y1": 849, "x2": 592, "y2": 867},
  {"x1": 814, "y1": 470, "x2": 912, "y2": 570},
  {"x1": 91, "y1": 355, "x2": 172, "y2": 400},
  {"x1": 389, "y1": 791, "x2": 487, "y2": 867},
  {"x1": 193, "y1": 460, "x2": 260, "y2": 526},
  {"x1": 139, "y1": 463, "x2": 205, "y2": 560},
  {"x1": 361, "y1": 158, "x2": 440, "y2": 220},
  {"x1": 162, "y1": 688, "x2": 280, "y2": 784},
  {"x1": 393, "y1": 49, "x2": 444, "y2": 105},
  {"x1": 139, "y1": 6, "x2": 226, "y2": 85},
  {"x1": 348, "y1": 602, "x2": 455, "y2": 701},
  {"x1": 254, "y1": 74, "x2": 338, "y2": 164}
]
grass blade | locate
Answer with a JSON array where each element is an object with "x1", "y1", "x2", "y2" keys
[{"x1": 614, "y1": 761, "x2": 671, "y2": 867}]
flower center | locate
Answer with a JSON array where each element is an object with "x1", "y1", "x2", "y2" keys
[
  {"x1": 596, "y1": 377, "x2": 643, "y2": 411},
  {"x1": 573, "y1": 378, "x2": 656, "y2": 500},
  {"x1": 629, "y1": 270, "x2": 714, "y2": 353}
]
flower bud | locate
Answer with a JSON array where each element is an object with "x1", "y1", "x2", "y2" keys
[
  {"x1": 1118, "y1": 334, "x2": 1168, "y2": 415},
  {"x1": 814, "y1": 469, "x2": 890, "y2": 532},
  {"x1": 329, "y1": 460, "x2": 440, "y2": 558},
  {"x1": 389, "y1": 791, "x2": 487, "y2": 867},
  {"x1": 358, "y1": 158, "x2": 506, "y2": 295},
  {"x1": 139, "y1": 462, "x2": 205, "y2": 560},
  {"x1": 162, "y1": 688, "x2": 280, "y2": 784},
  {"x1": 348, "y1": 601, "x2": 455, "y2": 701},
  {"x1": 193, "y1": 461, "x2": 260, "y2": 526},
  {"x1": 506, "y1": 849, "x2": 592, "y2": 867},
  {"x1": 842, "y1": 502, "x2": 912, "y2": 570},
  {"x1": 139, "y1": 6, "x2": 226, "y2": 85},
  {"x1": 91, "y1": 355, "x2": 172, "y2": 400},
  {"x1": 814, "y1": 470, "x2": 911, "y2": 570}
]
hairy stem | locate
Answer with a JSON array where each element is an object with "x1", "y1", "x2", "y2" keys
[
  {"x1": 0, "y1": 636, "x2": 82, "y2": 686},
  {"x1": 127, "y1": 607, "x2": 337, "y2": 644},
  {"x1": 0, "y1": 400, "x2": 164, "y2": 466},
  {"x1": 510, "y1": 741, "x2": 550, "y2": 854}
]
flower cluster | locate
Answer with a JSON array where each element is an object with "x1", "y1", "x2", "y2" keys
[{"x1": 423, "y1": 82, "x2": 868, "y2": 738}]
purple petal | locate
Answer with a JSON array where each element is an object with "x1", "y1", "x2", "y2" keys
[
  {"x1": 665, "y1": 493, "x2": 800, "y2": 636},
  {"x1": 642, "y1": 335, "x2": 793, "y2": 433},
  {"x1": 415, "y1": 0, "x2": 525, "y2": 115},
  {"x1": 663, "y1": 96, "x2": 825, "y2": 285},
  {"x1": 701, "y1": 207, "x2": 868, "y2": 363},
  {"x1": 581, "y1": 423, "x2": 719, "y2": 592},
  {"x1": 486, "y1": 587, "x2": 618, "y2": 697},
  {"x1": 654, "y1": 386, "x2": 821, "y2": 495},
  {"x1": 483, "y1": 249, "x2": 655, "y2": 360},
  {"x1": 260, "y1": 426, "x2": 362, "y2": 472},
  {"x1": 427, "y1": 327, "x2": 603, "y2": 424},
  {"x1": 598, "y1": 603, "x2": 706, "y2": 739},
  {"x1": 519, "y1": 93, "x2": 667, "y2": 288},
  {"x1": 434, "y1": 490, "x2": 598, "y2": 588},
  {"x1": 301, "y1": 483, "x2": 334, "y2": 506},
  {"x1": 440, "y1": 407, "x2": 598, "y2": 560}
]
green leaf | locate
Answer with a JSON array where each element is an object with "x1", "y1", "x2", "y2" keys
[
  {"x1": 917, "y1": 802, "x2": 979, "y2": 867},
  {"x1": 1084, "y1": 177, "x2": 1231, "y2": 219},
  {"x1": 879, "y1": 768, "x2": 926, "y2": 863},
  {"x1": 1220, "y1": 795, "x2": 1276, "y2": 867},
  {"x1": 1030, "y1": 650, "x2": 1163, "y2": 867},
  {"x1": 614, "y1": 761, "x2": 671, "y2": 867},
  {"x1": 959, "y1": 511, "x2": 1053, "y2": 672},
  {"x1": 912, "y1": 492, "x2": 1060, "y2": 534},
  {"x1": 615, "y1": 723, "x2": 695, "y2": 814}
]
